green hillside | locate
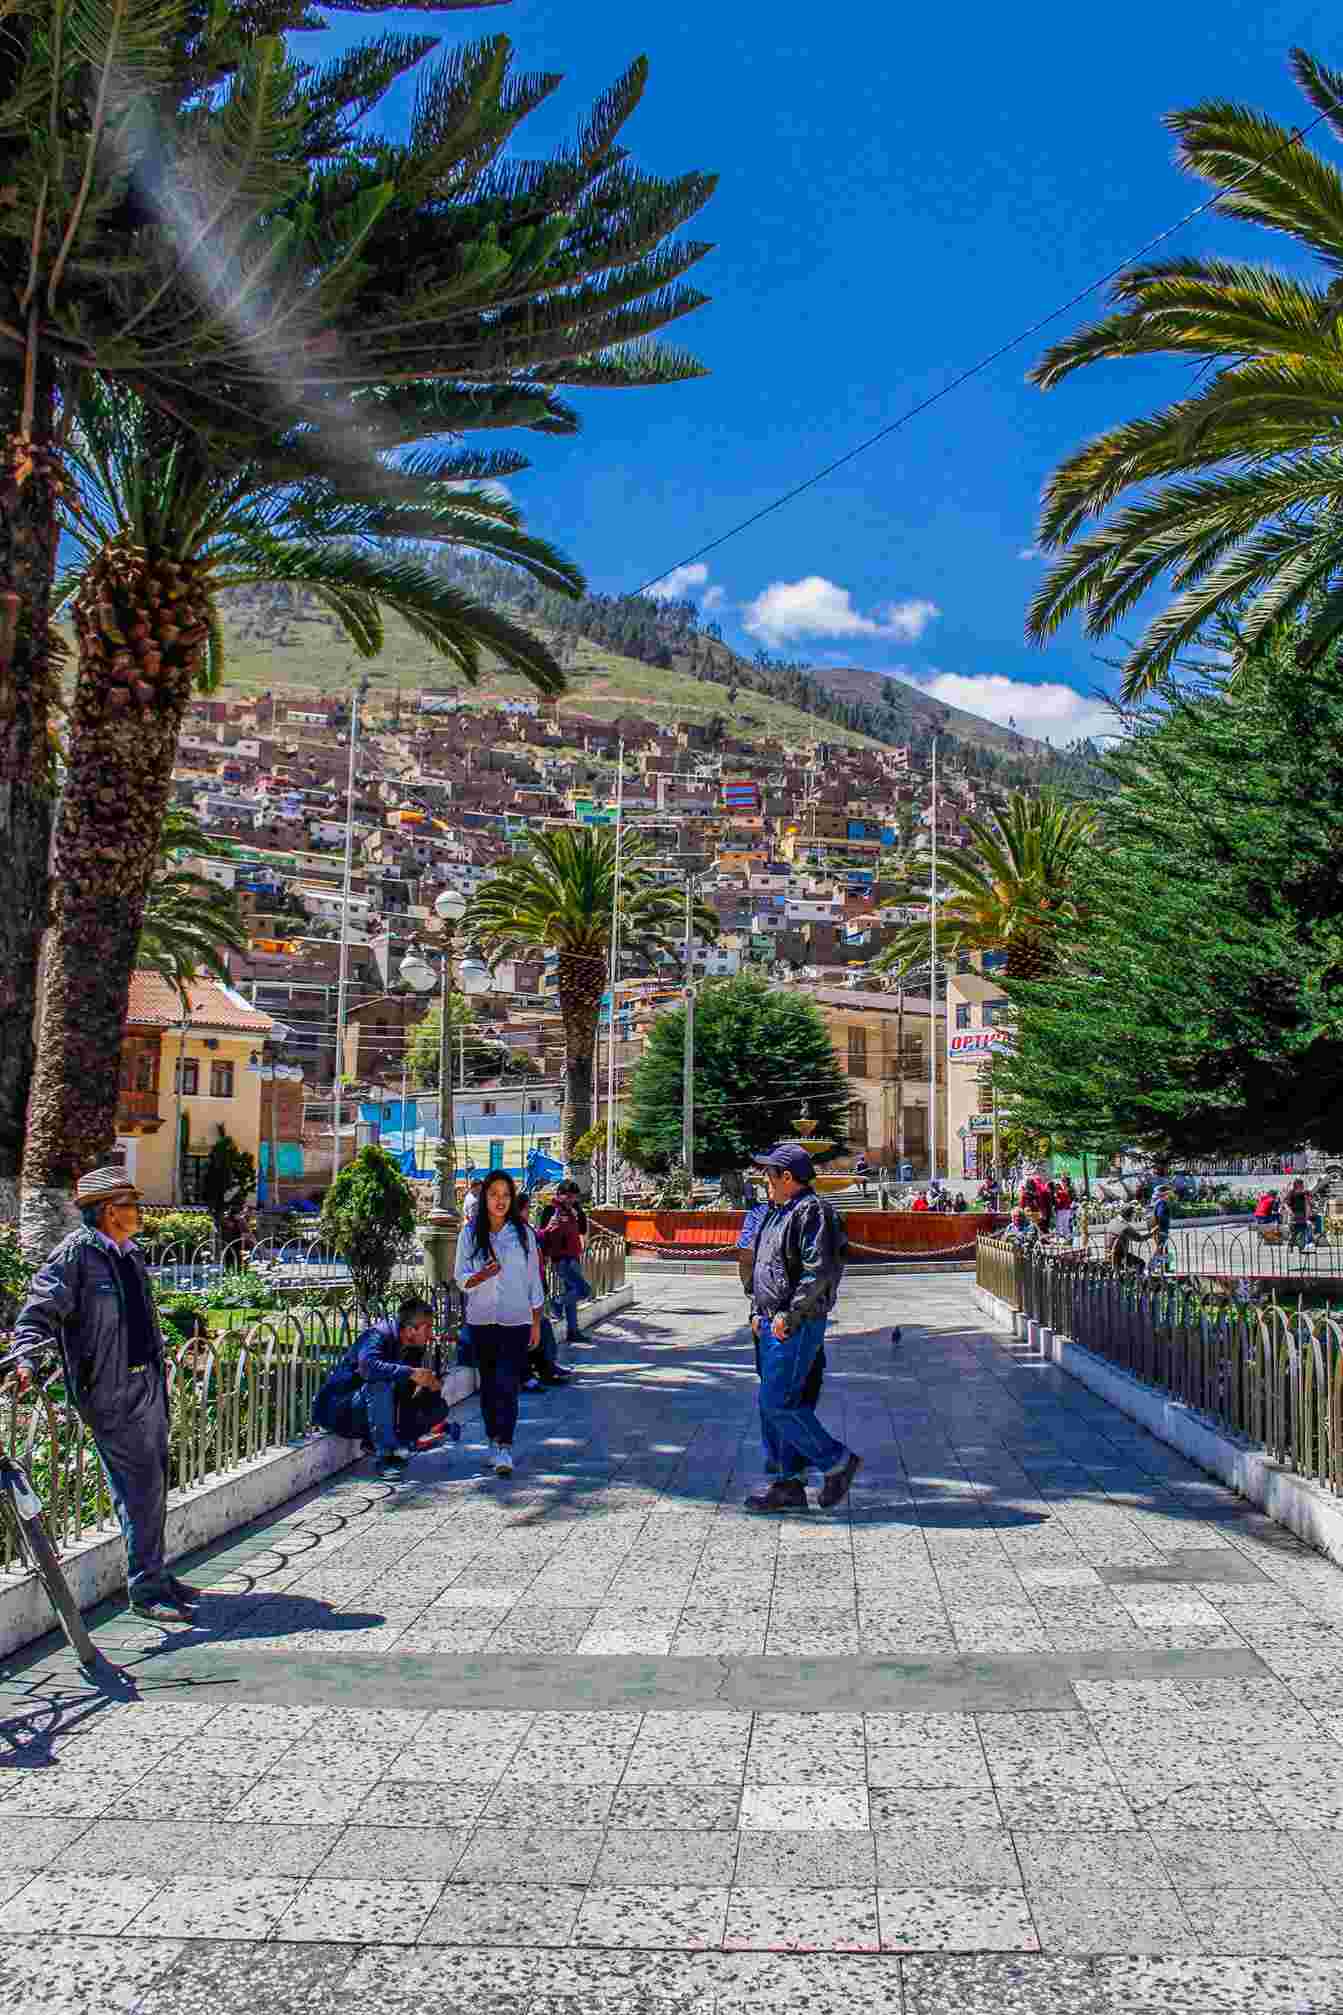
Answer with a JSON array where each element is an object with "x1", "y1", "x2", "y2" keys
[{"x1": 215, "y1": 595, "x2": 890, "y2": 751}]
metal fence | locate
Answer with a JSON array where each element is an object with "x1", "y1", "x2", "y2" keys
[
  {"x1": 1, "y1": 1234, "x2": 628, "y2": 1573},
  {"x1": 976, "y1": 1236, "x2": 1343, "y2": 1496}
]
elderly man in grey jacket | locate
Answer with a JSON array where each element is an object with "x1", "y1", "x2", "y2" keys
[{"x1": 12, "y1": 1167, "x2": 196, "y2": 1623}]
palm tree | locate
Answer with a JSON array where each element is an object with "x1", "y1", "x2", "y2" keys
[
  {"x1": 872, "y1": 793, "x2": 1096, "y2": 983},
  {"x1": 1026, "y1": 48, "x2": 1343, "y2": 700},
  {"x1": 0, "y1": 10, "x2": 716, "y2": 1211},
  {"x1": 466, "y1": 830, "x2": 718, "y2": 1163},
  {"x1": 19, "y1": 383, "x2": 586, "y2": 1245},
  {"x1": 137, "y1": 809, "x2": 250, "y2": 994}
]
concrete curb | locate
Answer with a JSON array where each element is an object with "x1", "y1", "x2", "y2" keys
[
  {"x1": 971, "y1": 1282, "x2": 1343, "y2": 1568},
  {"x1": 0, "y1": 1282, "x2": 636, "y2": 1661}
]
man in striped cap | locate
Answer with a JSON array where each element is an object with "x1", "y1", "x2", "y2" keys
[{"x1": 11, "y1": 1166, "x2": 197, "y2": 1623}]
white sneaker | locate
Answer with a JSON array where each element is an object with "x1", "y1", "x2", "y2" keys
[{"x1": 494, "y1": 1445, "x2": 514, "y2": 1476}]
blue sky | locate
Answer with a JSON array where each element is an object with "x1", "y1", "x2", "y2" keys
[{"x1": 307, "y1": 0, "x2": 1333, "y2": 741}]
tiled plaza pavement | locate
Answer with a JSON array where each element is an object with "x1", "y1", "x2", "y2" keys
[{"x1": 7, "y1": 1272, "x2": 1343, "y2": 2012}]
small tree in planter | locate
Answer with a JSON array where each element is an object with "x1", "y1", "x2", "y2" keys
[
  {"x1": 200, "y1": 1127, "x2": 256, "y2": 1253},
  {"x1": 320, "y1": 1146, "x2": 417, "y2": 1314}
]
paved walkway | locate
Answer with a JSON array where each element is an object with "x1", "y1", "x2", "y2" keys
[{"x1": 7, "y1": 1274, "x2": 1343, "y2": 2013}]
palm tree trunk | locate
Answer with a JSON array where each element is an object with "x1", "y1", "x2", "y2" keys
[
  {"x1": 0, "y1": 370, "x2": 60, "y2": 1225},
  {"x1": 20, "y1": 540, "x2": 209, "y2": 1252},
  {"x1": 558, "y1": 949, "x2": 602, "y2": 1165}
]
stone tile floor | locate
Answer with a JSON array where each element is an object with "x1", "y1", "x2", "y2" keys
[{"x1": 6, "y1": 1274, "x2": 1343, "y2": 2009}]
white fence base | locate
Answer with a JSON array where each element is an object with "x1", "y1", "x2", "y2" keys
[
  {"x1": 971, "y1": 1280, "x2": 1343, "y2": 1570},
  {"x1": 0, "y1": 1283, "x2": 635, "y2": 1664}
]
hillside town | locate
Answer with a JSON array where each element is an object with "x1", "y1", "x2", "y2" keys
[
  {"x1": 106, "y1": 683, "x2": 1014, "y2": 1208},
  {"x1": 107, "y1": 685, "x2": 1018, "y2": 1200}
]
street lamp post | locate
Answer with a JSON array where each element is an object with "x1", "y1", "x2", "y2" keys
[{"x1": 399, "y1": 887, "x2": 490, "y2": 1286}]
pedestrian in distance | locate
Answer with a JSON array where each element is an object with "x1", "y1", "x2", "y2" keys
[
  {"x1": 311, "y1": 1295, "x2": 458, "y2": 1482},
  {"x1": 744, "y1": 1143, "x2": 859, "y2": 1515},
  {"x1": 1108, "y1": 1205, "x2": 1154, "y2": 1273},
  {"x1": 516, "y1": 1193, "x2": 571, "y2": 1388},
  {"x1": 537, "y1": 1180, "x2": 592, "y2": 1343},
  {"x1": 11, "y1": 1168, "x2": 199, "y2": 1622},
  {"x1": 1285, "y1": 1177, "x2": 1315, "y2": 1253},
  {"x1": 1052, "y1": 1177, "x2": 1075, "y2": 1244},
  {"x1": 454, "y1": 1171, "x2": 545, "y2": 1477}
]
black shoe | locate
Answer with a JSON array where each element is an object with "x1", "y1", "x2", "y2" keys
[
  {"x1": 745, "y1": 1478, "x2": 809, "y2": 1514},
  {"x1": 537, "y1": 1364, "x2": 571, "y2": 1385},
  {"x1": 377, "y1": 1455, "x2": 408, "y2": 1482},
  {"x1": 131, "y1": 1591, "x2": 195, "y2": 1624},
  {"x1": 164, "y1": 1576, "x2": 199, "y2": 1606},
  {"x1": 818, "y1": 1452, "x2": 862, "y2": 1509}
]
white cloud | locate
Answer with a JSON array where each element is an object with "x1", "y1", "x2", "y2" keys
[
  {"x1": 742, "y1": 575, "x2": 941, "y2": 647},
  {"x1": 879, "y1": 596, "x2": 940, "y2": 641},
  {"x1": 701, "y1": 584, "x2": 726, "y2": 612},
  {"x1": 646, "y1": 561, "x2": 709, "y2": 602},
  {"x1": 1018, "y1": 545, "x2": 1040, "y2": 561},
  {"x1": 902, "y1": 671, "x2": 1118, "y2": 744}
]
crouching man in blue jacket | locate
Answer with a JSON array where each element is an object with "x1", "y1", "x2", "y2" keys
[{"x1": 313, "y1": 1297, "x2": 459, "y2": 1480}]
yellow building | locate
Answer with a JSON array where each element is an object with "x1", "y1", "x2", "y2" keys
[
  {"x1": 113, "y1": 973, "x2": 274, "y2": 1204},
  {"x1": 809, "y1": 987, "x2": 946, "y2": 1177}
]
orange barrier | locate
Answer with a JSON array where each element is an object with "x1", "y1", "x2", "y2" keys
[{"x1": 590, "y1": 1209, "x2": 1006, "y2": 1260}]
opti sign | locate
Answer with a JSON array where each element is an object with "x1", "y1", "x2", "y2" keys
[{"x1": 947, "y1": 1027, "x2": 1013, "y2": 1062}]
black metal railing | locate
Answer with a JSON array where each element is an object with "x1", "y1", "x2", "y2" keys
[{"x1": 977, "y1": 1236, "x2": 1343, "y2": 1496}]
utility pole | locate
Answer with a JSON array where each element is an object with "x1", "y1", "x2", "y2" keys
[
  {"x1": 604, "y1": 742, "x2": 626, "y2": 1204},
  {"x1": 331, "y1": 674, "x2": 369, "y2": 1185},
  {"x1": 682, "y1": 873, "x2": 695, "y2": 1187},
  {"x1": 895, "y1": 984, "x2": 905, "y2": 1175},
  {"x1": 930, "y1": 737, "x2": 942, "y2": 1176}
]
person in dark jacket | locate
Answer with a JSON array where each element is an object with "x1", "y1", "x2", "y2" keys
[
  {"x1": 745, "y1": 1143, "x2": 859, "y2": 1514},
  {"x1": 11, "y1": 1167, "x2": 197, "y2": 1623},
  {"x1": 315, "y1": 1297, "x2": 454, "y2": 1480},
  {"x1": 737, "y1": 1198, "x2": 825, "y2": 1470}
]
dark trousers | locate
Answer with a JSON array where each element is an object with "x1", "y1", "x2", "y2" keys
[
  {"x1": 354, "y1": 1380, "x2": 450, "y2": 1455},
  {"x1": 88, "y1": 1371, "x2": 171, "y2": 1600},
  {"x1": 473, "y1": 1323, "x2": 531, "y2": 1445}
]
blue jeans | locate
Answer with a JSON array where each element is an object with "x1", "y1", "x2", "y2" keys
[
  {"x1": 353, "y1": 1379, "x2": 449, "y2": 1455},
  {"x1": 757, "y1": 1317, "x2": 847, "y2": 1480},
  {"x1": 553, "y1": 1258, "x2": 592, "y2": 1340}
]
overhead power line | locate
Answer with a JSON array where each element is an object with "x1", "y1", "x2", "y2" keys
[{"x1": 632, "y1": 99, "x2": 1342, "y2": 598}]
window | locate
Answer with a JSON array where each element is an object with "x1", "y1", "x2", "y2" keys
[
  {"x1": 983, "y1": 998, "x2": 1010, "y2": 1027},
  {"x1": 480, "y1": 1100, "x2": 497, "y2": 1117},
  {"x1": 134, "y1": 1050, "x2": 156, "y2": 1092},
  {"x1": 209, "y1": 1060, "x2": 234, "y2": 1099},
  {"x1": 847, "y1": 1100, "x2": 869, "y2": 1146},
  {"x1": 955, "y1": 1003, "x2": 971, "y2": 1030},
  {"x1": 175, "y1": 1057, "x2": 199, "y2": 1097},
  {"x1": 526, "y1": 1097, "x2": 543, "y2": 1115},
  {"x1": 847, "y1": 1027, "x2": 868, "y2": 1073}
]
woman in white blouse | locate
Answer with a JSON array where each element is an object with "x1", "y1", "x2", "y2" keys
[{"x1": 454, "y1": 1171, "x2": 544, "y2": 1476}]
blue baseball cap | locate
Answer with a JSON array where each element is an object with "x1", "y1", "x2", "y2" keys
[{"x1": 752, "y1": 1143, "x2": 816, "y2": 1182}]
